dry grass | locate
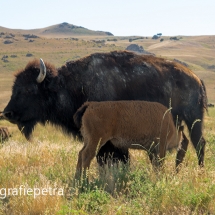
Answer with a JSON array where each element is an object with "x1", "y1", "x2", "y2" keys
[{"x1": 0, "y1": 108, "x2": 214, "y2": 214}]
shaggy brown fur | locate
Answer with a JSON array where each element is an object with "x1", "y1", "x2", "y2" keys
[
  {"x1": 0, "y1": 127, "x2": 10, "y2": 142},
  {"x1": 74, "y1": 101, "x2": 188, "y2": 178},
  {"x1": 3, "y1": 50, "x2": 205, "y2": 167}
]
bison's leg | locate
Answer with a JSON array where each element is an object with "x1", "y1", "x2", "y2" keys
[
  {"x1": 75, "y1": 146, "x2": 94, "y2": 180},
  {"x1": 186, "y1": 118, "x2": 206, "y2": 167},
  {"x1": 176, "y1": 132, "x2": 189, "y2": 171},
  {"x1": 147, "y1": 149, "x2": 156, "y2": 164},
  {"x1": 182, "y1": 103, "x2": 206, "y2": 167},
  {"x1": 96, "y1": 141, "x2": 129, "y2": 166},
  {"x1": 147, "y1": 139, "x2": 164, "y2": 169},
  {"x1": 147, "y1": 149, "x2": 160, "y2": 168},
  {"x1": 147, "y1": 140, "x2": 158, "y2": 166},
  {"x1": 75, "y1": 145, "x2": 86, "y2": 179},
  {"x1": 76, "y1": 138, "x2": 107, "y2": 179}
]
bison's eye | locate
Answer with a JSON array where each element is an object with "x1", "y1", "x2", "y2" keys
[
  {"x1": 25, "y1": 86, "x2": 38, "y2": 94},
  {"x1": 25, "y1": 88, "x2": 32, "y2": 93}
]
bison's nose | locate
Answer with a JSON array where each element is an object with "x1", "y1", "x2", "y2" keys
[{"x1": 2, "y1": 111, "x2": 14, "y2": 120}]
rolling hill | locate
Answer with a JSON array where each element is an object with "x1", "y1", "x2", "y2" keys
[
  {"x1": 1, "y1": 24, "x2": 215, "y2": 215},
  {"x1": 0, "y1": 25, "x2": 215, "y2": 107},
  {"x1": 0, "y1": 22, "x2": 113, "y2": 37}
]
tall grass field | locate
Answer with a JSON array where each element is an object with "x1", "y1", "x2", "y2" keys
[
  {"x1": 0, "y1": 108, "x2": 215, "y2": 214},
  {"x1": 0, "y1": 31, "x2": 215, "y2": 214}
]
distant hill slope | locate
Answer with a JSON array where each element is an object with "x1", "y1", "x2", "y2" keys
[{"x1": 0, "y1": 22, "x2": 114, "y2": 37}]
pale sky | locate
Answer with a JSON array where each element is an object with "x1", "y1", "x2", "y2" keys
[{"x1": 0, "y1": 0, "x2": 214, "y2": 36}]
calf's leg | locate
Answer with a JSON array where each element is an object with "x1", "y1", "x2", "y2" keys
[
  {"x1": 147, "y1": 139, "x2": 164, "y2": 169},
  {"x1": 75, "y1": 145, "x2": 85, "y2": 179},
  {"x1": 76, "y1": 138, "x2": 107, "y2": 179}
]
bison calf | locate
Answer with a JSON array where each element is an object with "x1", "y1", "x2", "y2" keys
[{"x1": 74, "y1": 101, "x2": 188, "y2": 178}]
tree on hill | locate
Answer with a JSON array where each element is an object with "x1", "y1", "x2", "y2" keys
[
  {"x1": 152, "y1": 35, "x2": 159, "y2": 39},
  {"x1": 152, "y1": 33, "x2": 162, "y2": 39}
]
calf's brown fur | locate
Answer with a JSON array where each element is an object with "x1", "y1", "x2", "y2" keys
[{"x1": 74, "y1": 101, "x2": 188, "y2": 178}]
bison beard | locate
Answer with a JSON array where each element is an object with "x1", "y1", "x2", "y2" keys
[{"x1": 2, "y1": 51, "x2": 207, "y2": 167}]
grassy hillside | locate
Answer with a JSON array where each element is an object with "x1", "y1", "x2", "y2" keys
[
  {"x1": 0, "y1": 22, "x2": 113, "y2": 38},
  {"x1": 0, "y1": 29, "x2": 215, "y2": 214},
  {"x1": 1, "y1": 33, "x2": 215, "y2": 108}
]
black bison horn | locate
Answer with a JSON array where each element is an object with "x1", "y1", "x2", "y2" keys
[{"x1": 36, "y1": 58, "x2": 46, "y2": 83}]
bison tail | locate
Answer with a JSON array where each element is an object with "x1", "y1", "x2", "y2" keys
[
  {"x1": 73, "y1": 103, "x2": 89, "y2": 128},
  {"x1": 200, "y1": 79, "x2": 208, "y2": 113}
]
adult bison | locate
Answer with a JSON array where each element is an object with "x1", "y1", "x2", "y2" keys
[{"x1": 2, "y1": 51, "x2": 207, "y2": 167}]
